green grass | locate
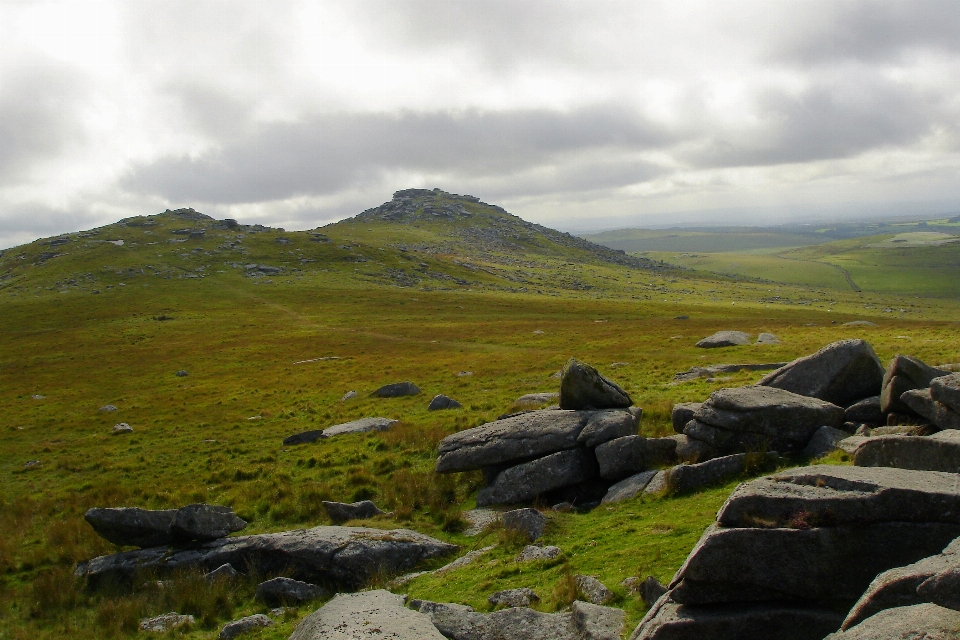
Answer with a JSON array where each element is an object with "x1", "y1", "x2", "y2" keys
[{"x1": 2, "y1": 200, "x2": 960, "y2": 637}]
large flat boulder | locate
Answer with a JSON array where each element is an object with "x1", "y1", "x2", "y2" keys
[
  {"x1": 695, "y1": 331, "x2": 751, "y2": 348},
  {"x1": 687, "y1": 386, "x2": 844, "y2": 454},
  {"x1": 595, "y1": 436, "x2": 677, "y2": 481},
  {"x1": 323, "y1": 417, "x2": 398, "y2": 437},
  {"x1": 854, "y1": 430, "x2": 960, "y2": 472},
  {"x1": 629, "y1": 597, "x2": 844, "y2": 640},
  {"x1": 669, "y1": 521, "x2": 960, "y2": 605},
  {"x1": 842, "y1": 538, "x2": 960, "y2": 630},
  {"x1": 170, "y1": 504, "x2": 247, "y2": 542},
  {"x1": 416, "y1": 599, "x2": 623, "y2": 640},
  {"x1": 290, "y1": 590, "x2": 444, "y2": 640},
  {"x1": 476, "y1": 448, "x2": 598, "y2": 506},
  {"x1": 577, "y1": 409, "x2": 639, "y2": 447},
  {"x1": 757, "y1": 339, "x2": 884, "y2": 407},
  {"x1": 435, "y1": 410, "x2": 588, "y2": 473},
  {"x1": 672, "y1": 403, "x2": 701, "y2": 432},
  {"x1": 881, "y1": 355, "x2": 949, "y2": 414},
  {"x1": 825, "y1": 603, "x2": 960, "y2": 640},
  {"x1": 84, "y1": 507, "x2": 177, "y2": 548},
  {"x1": 717, "y1": 465, "x2": 960, "y2": 528},
  {"x1": 559, "y1": 358, "x2": 633, "y2": 410},
  {"x1": 75, "y1": 526, "x2": 456, "y2": 589},
  {"x1": 663, "y1": 453, "x2": 777, "y2": 495},
  {"x1": 371, "y1": 382, "x2": 421, "y2": 398}
]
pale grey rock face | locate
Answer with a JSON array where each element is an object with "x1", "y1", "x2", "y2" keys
[
  {"x1": 559, "y1": 358, "x2": 633, "y2": 410},
  {"x1": 672, "y1": 402, "x2": 702, "y2": 432},
  {"x1": 428, "y1": 394, "x2": 463, "y2": 411},
  {"x1": 717, "y1": 465, "x2": 960, "y2": 529},
  {"x1": 371, "y1": 381, "x2": 421, "y2": 397},
  {"x1": 629, "y1": 599, "x2": 845, "y2": 640},
  {"x1": 204, "y1": 563, "x2": 238, "y2": 581},
  {"x1": 757, "y1": 339, "x2": 884, "y2": 407},
  {"x1": 601, "y1": 470, "x2": 659, "y2": 504},
  {"x1": 756, "y1": 332, "x2": 781, "y2": 345},
  {"x1": 112, "y1": 422, "x2": 133, "y2": 434},
  {"x1": 803, "y1": 426, "x2": 852, "y2": 459},
  {"x1": 476, "y1": 449, "x2": 598, "y2": 506},
  {"x1": 488, "y1": 587, "x2": 539, "y2": 608},
  {"x1": 75, "y1": 526, "x2": 457, "y2": 590},
  {"x1": 932, "y1": 373, "x2": 960, "y2": 414},
  {"x1": 84, "y1": 507, "x2": 177, "y2": 548},
  {"x1": 254, "y1": 577, "x2": 325, "y2": 605},
  {"x1": 322, "y1": 500, "x2": 385, "y2": 523},
  {"x1": 219, "y1": 614, "x2": 272, "y2": 639},
  {"x1": 572, "y1": 600, "x2": 624, "y2": 640},
  {"x1": 576, "y1": 575, "x2": 613, "y2": 605},
  {"x1": 825, "y1": 603, "x2": 960, "y2": 640},
  {"x1": 854, "y1": 430, "x2": 960, "y2": 472},
  {"x1": 462, "y1": 508, "x2": 499, "y2": 536},
  {"x1": 139, "y1": 612, "x2": 194, "y2": 632},
  {"x1": 695, "y1": 331, "x2": 752, "y2": 348},
  {"x1": 500, "y1": 508, "x2": 547, "y2": 541},
  {"x1": 436, "y1": 410, "x2": 588, "y2": 473},
  {"x1": 322, "y1": 416, "x2": 398, "y2": 437},
  {"x1": 577, "y1": 409, "x2": 639, "y2": 447},
  {"x1": 881, "y1": 354, "x2": 949, "y2": 414},
  {"x1": 290, "y1": 590, "x2": 445, "y2": 640},
  {"x1": 171, "y1": 504, "x2": 247, "y2": 542},
  {"x1": 516, "y1": 545, "x2": 562, "y2": 562}
]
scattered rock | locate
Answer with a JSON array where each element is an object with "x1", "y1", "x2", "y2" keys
[
  {"x1": 255, "y1": 577, "x2": 325, "y2": 605},
  {"x1": 371, "y1": 382, "x2": 421, "y2": 397},
  {"x1": 76, "y1": 526, "x2": 457, "y2": 590},
  {"x1": 84, "y1": 507, "x2": 178, "y2": 548},
  {"x1": 514, "y1": 392, "x2": 560, "y2": 407},
  {"x1": 477, "y1": 449, "x2": 597, "y2": 506},
  {"x1": 428, "y1": 394, "x2": 463, "y2": 411},
  {"x1": 219, "y1": 614, "x2": 272, "y2": 639},
  {"x1": 457, "y1": 371, "x2": 474, "y2": 377},
  {"x1": 175, "y1": 370, "x2": 189, "y2": 377},
  {"x1": 170, "y1": 504, "x2": 247, "y2": 542},
  {"x1": 756, "y1": 333, "x2": 780, "y2": 345},
  {"x1": 282, "y1": 429, "x2": 326, "y2": 445},
  {"x1": 500, "y1": 508, "x2": 547, "y2": 541},
  {"x1": 290, "y1": 590, "x2": 444, "y2": 640},
  {"x1": 139, "y1": 612, "x2": 194, "y2": 632},
  {"x1": 880, "y1": 354, "x2": 949, "y2": 415},
  {"x1": 610, "y1": 362, "x2": 631, "y2": 367},
  {"x1": 340, "y1": 390, "x2": 358, "y2": 401},
  {"x1": 576, "y1": 575, "x2": 613, "y2": 604},
  {"x1": 596, "y1": 435, "x2": 677, "y2": 480},
  {"x1": 601, "y1": 470, "x2": 659, "y2": 503},
  {"x1": 844, "y1": 396, "x2": 882, "y2": 425},
  {"x1": 323, "y1": 416, "x2": 398, "y2": 437},
  {"x1": 112, "y1": 423, "x2": 133, "y2": 434},
  {"x1": 686, "y1": 386, "x2": 844, "y2": 454},
  {"x1": 98, "y1": 404, "x2": 117, "y2": 412},
  {"x1": 31, "y1": 394, "x2": 45, "y2": 399},
  {"x1": 488, "y1": 588, "x2": 539, "y2": 608},
  {"x1": 803, "y1": 426, "x2": 851, "y2": 459},
  {"x1": 516, "y1": 545, "x2": 561, "y2": 562},
  {"x1": 853, "y1": 429, "x2": 960, "y2": 472},
  {"x1": 672, "y1": 402, "x2": 702, "y2": 431},
  {"x1": 205, "y1": 563, "x2": 239, "y2": 581},
  {"x1": 559, "y1": 358, "x2": 633, "y2": 410},
  {"x1": 322, "y1": 500, "x2": 385, "y2": 523},
  {"x1": 462, "y1": 508, "x2": 500, "y2": 536},
  {"x1": 695, "y1": 331, "x2": 752, "y2": 348},
  {"x1": 757, "y1": 339, "x2": 885, "y2": 407},
  {"x1": 826, "y1": 603, "x2": 960, "y2": 640}
]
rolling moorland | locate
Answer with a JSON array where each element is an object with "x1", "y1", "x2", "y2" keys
[{"x1": 2, "y1": 188, "x2": 960, "y2": 638}]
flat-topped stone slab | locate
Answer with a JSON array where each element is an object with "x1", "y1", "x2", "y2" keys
[
  {"x1": 290, "y1": 590, "x2": 444, "y2": 640},
  {"x1": 854, "y1": 429, "x2": 960, "y2": 472},
  {"x1": 323, "y1": 417, "x2": 399, "y2": 437},
  {"x1": 826, "y1": 603, "x2": 960, "y2": 640}
]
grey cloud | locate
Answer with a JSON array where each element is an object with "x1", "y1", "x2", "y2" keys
[
  {"x1": 123, "y1": 106, "x2": 674, "y2": 203},
  {"x1": 0, "y1": 61, "x2": 88, "y2": 185}
]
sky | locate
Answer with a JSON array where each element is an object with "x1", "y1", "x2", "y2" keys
[{"x1": 2, "y1": 0, "x2": 960, "y2": 248}]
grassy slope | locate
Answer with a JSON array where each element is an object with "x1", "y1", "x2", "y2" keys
[{"x1": 2, "y1": 200, "x2": 960, "y2": 637}]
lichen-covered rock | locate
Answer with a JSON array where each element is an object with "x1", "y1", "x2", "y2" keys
[
  {"x1": 170, "y1": 504, "x2": 247, "y2": 542},
  {"x1": 219, "y1": 614, "x2": 272, "y2": 639},
  {"x1": 428, "y1": 394, "x2": 463, "y2": 411},
  {"x1": 255, "y1": 577, "x2": 325, "y2": 605},
  {"x1": 881, "y1": 355, "x2": 949, "y2": 414},
  {"x1": 488, "y1": 588, "x2": 538, "y2": 608},
  {"x1": 500, "y1": 508, "x2": 546, "y2": 541},
  {"x1": 371, "y1": 381, "x2": 421, "y2": 397},
  {"x1": 84, "y1": 507, "x2": 177, "y2": 548},
  {"x1": 291, "y1": 590, "x2": 444, "y2": 640},
  {"x1": 595, "y1": 436, "x2": 677, "y2": 481}
]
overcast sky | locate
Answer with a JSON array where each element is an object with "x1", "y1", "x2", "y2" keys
[{"x1": 2, "y1": 0, "x2": 960, "y2": 248}]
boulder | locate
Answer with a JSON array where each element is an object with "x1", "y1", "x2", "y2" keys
[
  {"x1": 932, "y1": 373, "x2": 960, "y2": 414},
  {"x1": 576, "y1": 575, "x2": 613, "y2": 605},
  {"x1": 323, "y1": 417, "x2": 398, "y2": 437},
  {"x1": 757, "y1": 339, "x2": 884, "y2": 407},
  {"x1": 687, "y1": 386, "x2": 844, "y2": 454},
  {"x1": 322, "y1": 500, "x2": 385, "y2": 523},
  {"x1": 559, "y1": 358, "x2": 633, "y2": 410},
  {"x1": 255, "y1": 577, "x2": 325, "y2": 605},
  {"x1": 672, "y1": 403, "x2": 701, "y2": 432},
  {"x1": 572, "y1": 600, "x2": 625, "y2": 640},
  {"x1": 476, "y1": 449, "x2": 597, "y2": 506},
  {"x1": 668, "y1": 434, "x2": 716, "y2": 464},
  {"x1": 436, "y1": 410, "x2": 588, "y2": 473},
  {"x1": 803, "y1": 426, "x2": 851, "y2": 459},
  {"x1": 918, "y1": 565, "x2": 960, "y2": 611},
  {"x1": 75, "y1": 526, "x2": 457, "y2": 589},
  {"x1": 601, "y1": 470, "x2": 659, "y2": 504},
  {"x1": 756, "y1": 333, "x2": 780, "y2": 345},
  {"x1": 290, "y1": 590, "x2": 444, "y2": 640},
  {"x1": 371, "y1": 382, "x2": 421, "y2": 397},
  {"x1": 462, "y1": 508, "x2": 499, "y2": 536},
  {"x1": 695, "y1": 331, "x2": 751, "y2": 348},
  {"x1": 283, "y1": 429, "x2": 326, "y2": 445},
  {"x1": 717, "y1": 465, "x2": 960, "y2": 529},
  {"x1": 205, "y1": 563, "x2": 239, "y2": 581},
  {"x1": 340, "y1": 390, "x2": 357, "y2": 401},
  {"x1": 84, "y1": 507, "x2": 177, "y2": 548},
  {"x1": 219, "y1": 614, "x2": 272, "y2": 639},
  {"x1": 881, "y1": 355, "x2": 949, "y2": 415},
  {"x1": 595, "y1": 436, "x2": 677, "y2": 481},
  {"x1": 663, "y1": 453, "x2": 777, "y2": 495},
  {"x1": 638, "y1": 576, "x2": 667, "y2": 607},
  {"x1": 577, "y1": 409, "x2": 640, "y2": 448},
  {"x1": 844, "y1": 396, "x2": 882, "y2": 425},
  {"x1": 112, "y1": 423, "x2": 133, "y2": 434},
  {"x1": 170, "y1": 504, "x2": 247, "y2": 542},
  {"x1": 488, "y1": 588, "x2": 538, "y2": 608},
  {"x1": 500, "y1": 508, "x2": 546, "y2": 541},
  {"x1": 901, "y1": 388, "x2": 960, "y2": 430},
  {"x1": 629, "y1": 598, "x2": 844, "y2": 640},
  {"x1": 428, "y1": 394, "x2": 463, "y2": 411},
  {"x1": 140, "y1": 612, "x2": 194, "y2": 632},
  {"x1": 854, "y1": 430, "x2": 960, "y2": 472},
  {"x1": 825, "y1": 603, "x2": 960, "y2": 640},
  {"x1": 516, "y1": 545, "x2": 562, "y2": 562}
]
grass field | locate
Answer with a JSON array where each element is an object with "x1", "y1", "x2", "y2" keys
[{"x1": 3, "y1": 195, "x2": 960, "y2": 638}]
